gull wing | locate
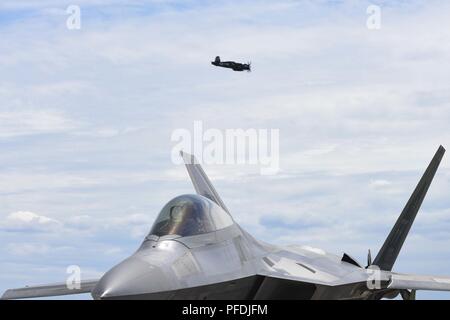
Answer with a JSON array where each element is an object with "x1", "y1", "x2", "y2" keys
[{"x1": 1, "y1": 279, "x2": 98, "y2": 300}]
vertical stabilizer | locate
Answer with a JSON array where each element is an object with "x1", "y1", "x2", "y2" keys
[
  {"x1": 373, "y1": 146, "x2": 445, "y2": 271},
  {"x1": 180, "y1": 151, "x2": 230, "y2": 213}
]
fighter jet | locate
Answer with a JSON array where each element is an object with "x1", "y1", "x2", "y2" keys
[
  {"x1": 211, "y1": 56, "x2": 251, "y2": 72},
  {"x1": 2, "y1": 146, "x2": 450, "y2": 300}
]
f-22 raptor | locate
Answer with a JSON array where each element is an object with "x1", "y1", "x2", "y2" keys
[
  {"x1": 211, "y1": 56, "x2": 251, "y2": 72},
  {"x1": 2, "y1": 146, "x2": 450, "y2": 300}
]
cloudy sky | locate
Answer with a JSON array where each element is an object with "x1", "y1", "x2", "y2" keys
[{"x1": 1, "y1": 0, "x2": 450, "y2": 299}]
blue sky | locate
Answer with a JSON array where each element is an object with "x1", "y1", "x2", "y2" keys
[{"x1": 1, "y1": 0, "x2": 450, "y2": 299}]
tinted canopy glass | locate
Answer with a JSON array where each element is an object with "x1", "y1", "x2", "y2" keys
[{"x1": 149, "y1": 194, "x2": 233, "y2": 237}]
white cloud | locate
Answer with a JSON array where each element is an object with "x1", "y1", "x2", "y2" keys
[
  {"x1": 2, "y1": 211, "x2": 62, "y2": 232},
  {"x1": 369, "y1": 179, "x2": 391, "y2": 189},
  {"x1": 0, "y1": 111, "x2": 77, "y2": 138},
  {"x1": 8, "y1": 211, "x2": 56, "y2": 224}
]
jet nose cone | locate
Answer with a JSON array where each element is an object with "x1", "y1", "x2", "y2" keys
[{"x1": 91, "y1": 257, "x2": 167, "y2": 300}]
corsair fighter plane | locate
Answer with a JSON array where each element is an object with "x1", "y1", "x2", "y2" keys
[
  {"x1": 211, "y1": 56, "x2": 251, "y2": 72},
  {"x1": 2, "y1": 146, "x2": 450, "y2": 300}
]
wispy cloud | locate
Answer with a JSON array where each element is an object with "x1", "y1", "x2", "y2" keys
[{"x1": 0, "y1": 111, "x2": 77, "y2": 138}]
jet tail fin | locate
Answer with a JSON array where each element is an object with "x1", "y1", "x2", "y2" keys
[
  {"x1": 373, "y1": 145, "x2": 446, "y2": 271},
  {"x1": 180, "y1": 151, "x2": 230, "y2": 213}
]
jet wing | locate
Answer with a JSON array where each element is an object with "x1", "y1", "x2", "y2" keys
[
  {"x1": 1, "y1": 279, "x2": 98, "y2": 300},
  {"x1": 180, "y1": 151, "x2": 230, "y2": 213},
  {"x1": 388, "y1": 273, "x2": 450, "y2": 291},
  {"x1": 255, "y1": 250, "x2": 375, "y2": 287}
]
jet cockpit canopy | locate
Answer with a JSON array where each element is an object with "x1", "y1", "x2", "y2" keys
[{"x1": 149, "y1": 194, "x2": 233, "y2": 238}]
